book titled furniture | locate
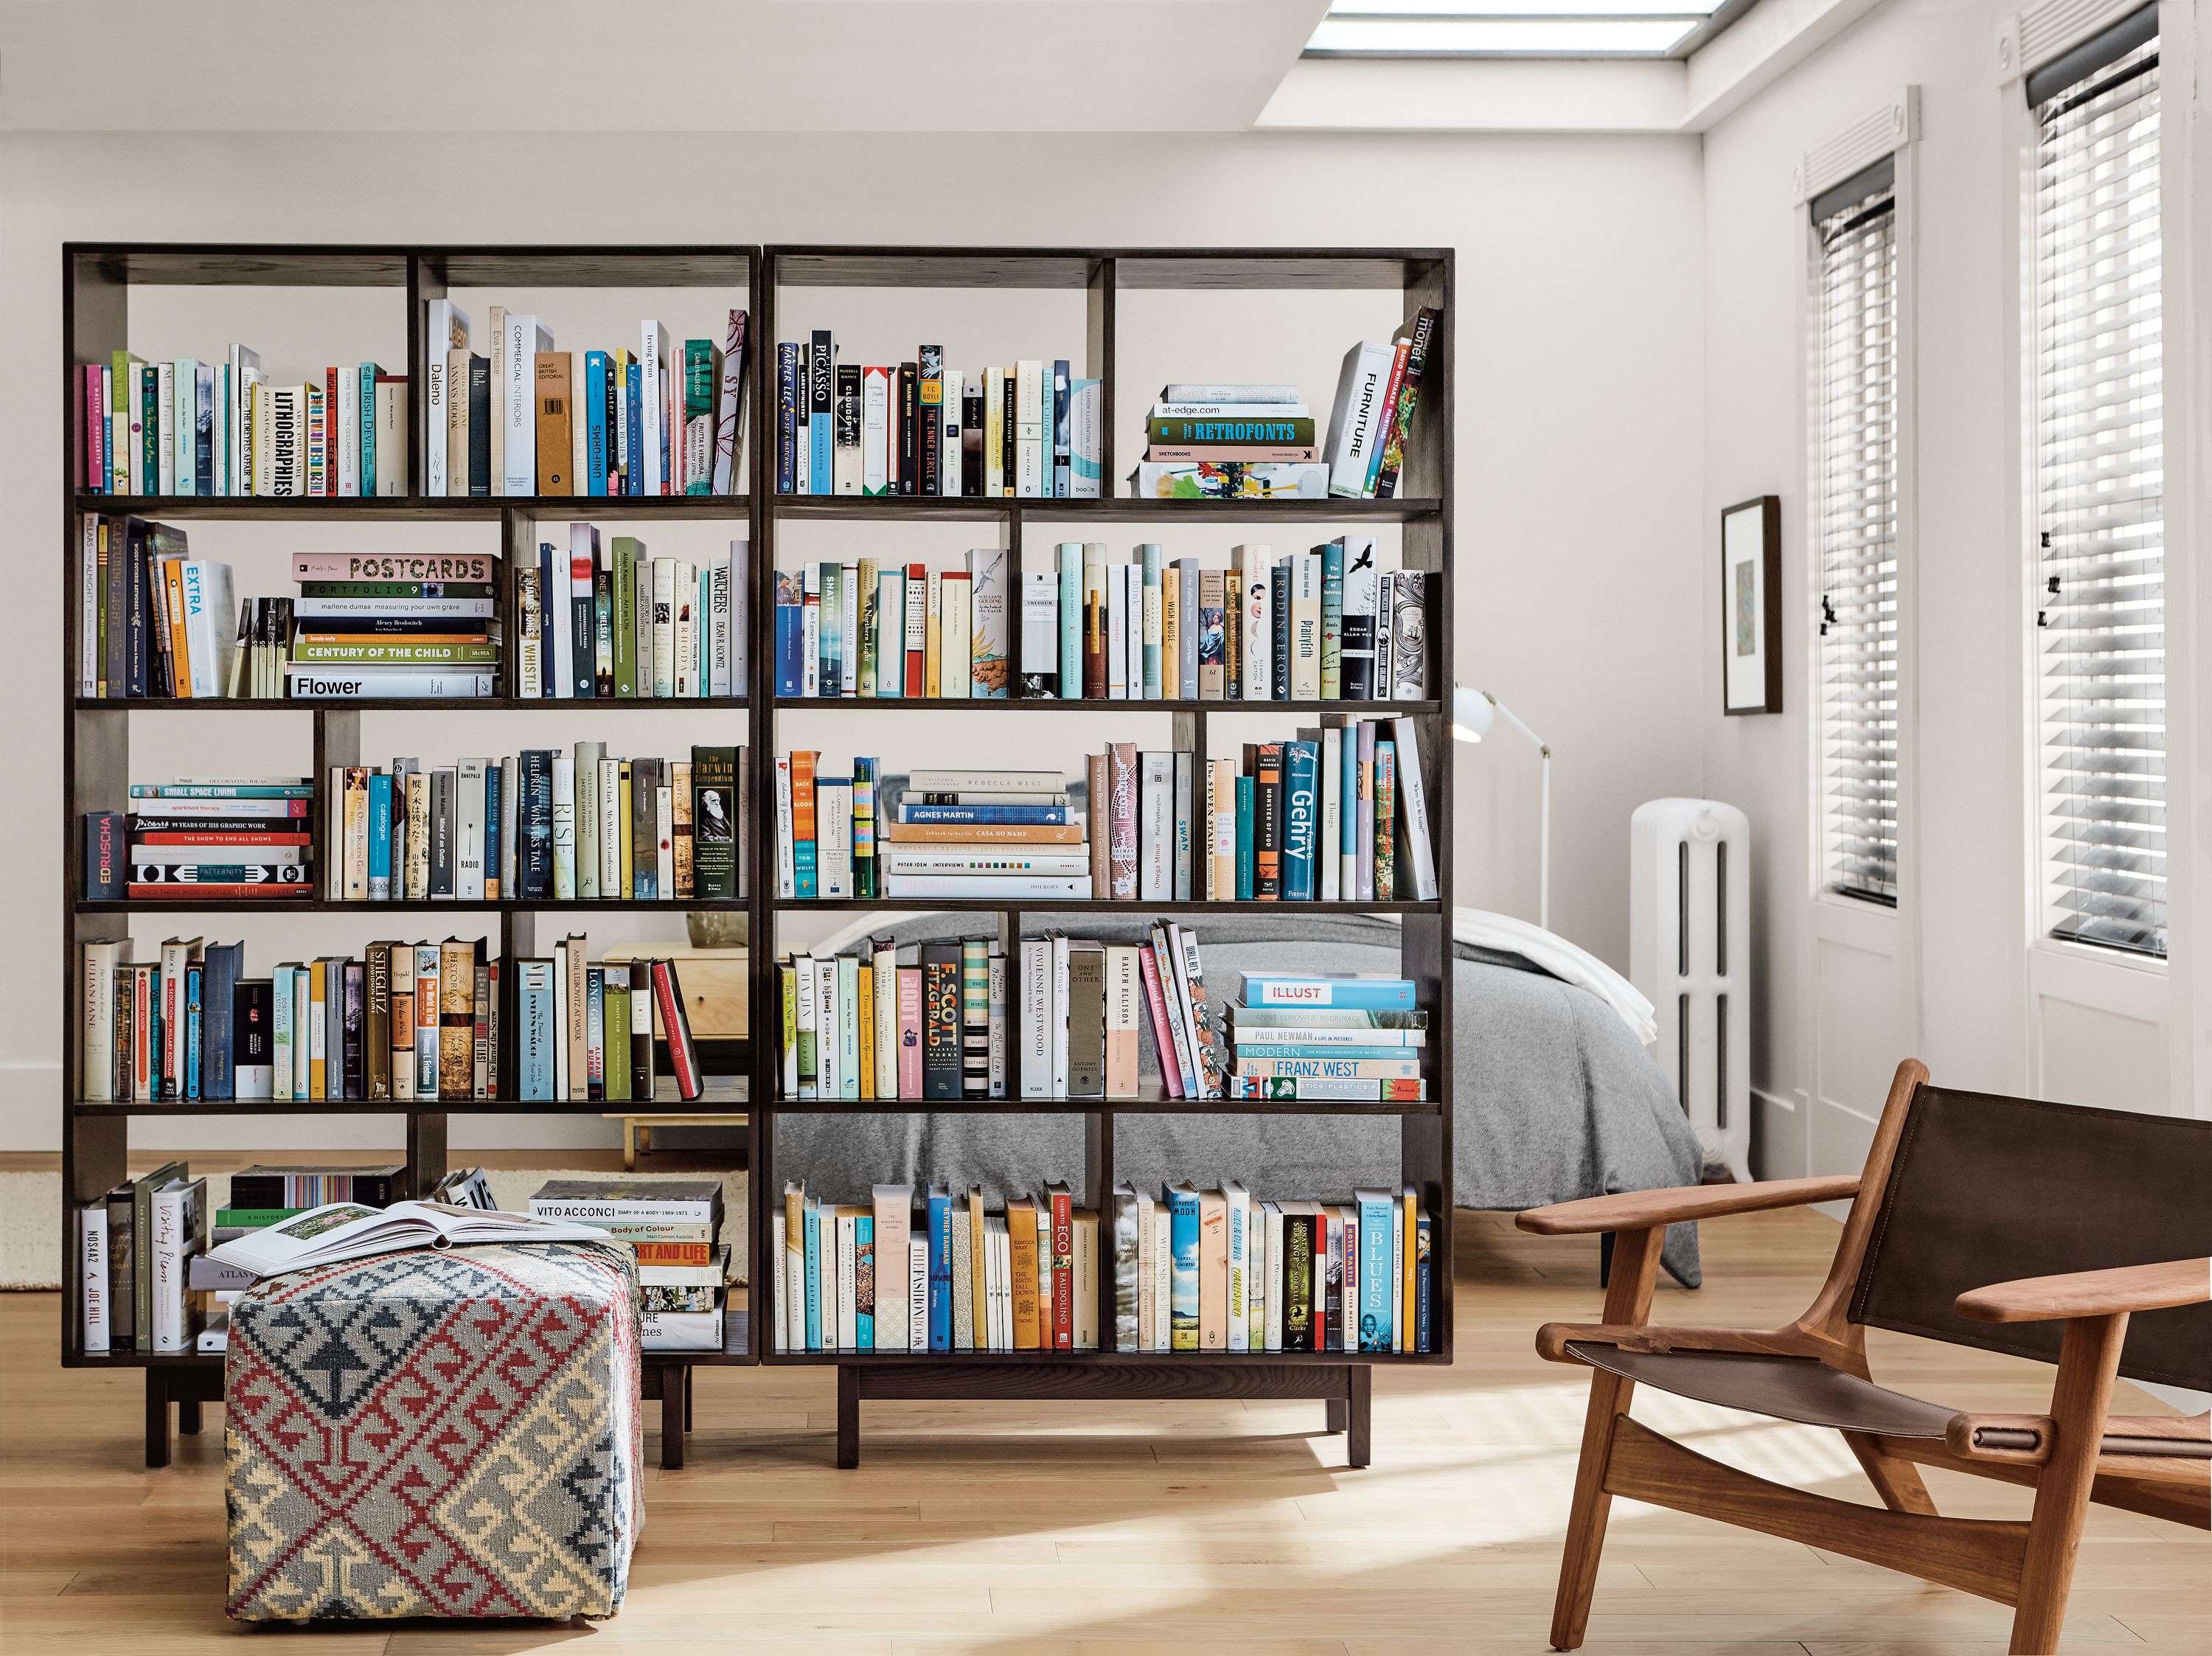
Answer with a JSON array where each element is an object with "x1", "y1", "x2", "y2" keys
[
  {"x1": 1517, "y1": 1059, "x2": 2210, "y2": 1656},
  {"x1": 58, "y1": 242, "x2": 1453, "y2": 1470}
]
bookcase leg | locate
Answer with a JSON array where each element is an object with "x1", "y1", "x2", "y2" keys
[
  {"x1": 1325, "y1": 1396, "x2": 1349, "y2": 1434},
  {"x1": 178, "y1": 1396, "x2": 204, "y2": 1436},
  {"x1": 1346, "y1": 1366, "x2": 1372, "y2": 1469},
  {"x1": 660, "y1": 1367, "x2": 686, "y2": 1470},
  {"x1": 684, "y1": 1363, "x2": 695, "y2": 1431},
  {"x1": 144, "y1": 1372, "x2": 170, "y2": 1469},
  {"x1": 837, "y1": 1365, "x2": 860, "y2": 1469}
]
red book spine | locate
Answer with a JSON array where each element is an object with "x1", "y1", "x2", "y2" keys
[
  {"x1": 1135, "y1": 944, "x2": 1183, "y2": 1099},
  {"x1": 1051, "y1": 1187, "x2": 1074, "y2": 1351},
  {"x1": 1365, "y1": 341, "x2": 1411, "y2": 499},
  {"x1": 83, "y1": 365, "x2": 102, "y2": 492},
  {"x1": 905, "y1": 564, "x2": 926, "y2": 696},
  {"x1": 1310, "y1": 1209, "x2": 1326, "y2": 1352},
  {"x1": 131, "y1": 832, "x2": 313, "y2": 846},
  {"x1": 897, "y1": 964, "x2": 924, "y2": 1099},
  {"x1": 125, "y1": 883, "x2": 313, "y2": 900},
  {"x1": 324, "y1": 366, "x2": 341, "y2": 495},
  {"x1": 651, "y1": 959, "x2": 703, "y2": 1099}
]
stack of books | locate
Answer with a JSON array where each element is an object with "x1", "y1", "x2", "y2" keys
[
  {"x1": 77, "y1": 347, "x2": 406, "y2": 498},
  {"x1": 83, "y1": 778, "x2": 313, "y2": 902},
  {"x1": 1321, "y1": 309, "x2": 1442, "y2": 501},
  {"x1": 773, "y1": 335, "x2": 1101, "y2": 498},
  {"x1": 285, "y1": 550, "x2": 500, "y2": 701},
  {"x1": 1110, "y1": 1181, "x2": 1433, "y2": 1353},
  {"x1": 425, "y1": 303, "x2": 747, "y2": 498},
  {"x1": 774, "y1": 760, "x2": 1088, "y2": 902},
  {"x1": 773, "y1": 1181, "x2": 1100, "y2": 1354},
  {"x1": 771, "y1": 537, "x2": 1428, "y2": 704},
  {"x1": 1225, "y1": 972, "x2": 1427, "y2": 1101},
  {"x1": 319, "y1": 741, "x2": 748, "y2": 904},
  {"x1": 527, "y1": 1179, "x2": 730, "y2": 1351},
  {"x1": 517, "y1": 525, "x2": 747, "y2": 700},
  {"x1": 77, "y1": 515, "x2": 243, "y2": 700},
  {"x1": 75, "y1": 1162, "x2": 208, "y2": 1354},
  {"x1": 778, "y1": 919, "x2": 1222, "y2": 1102},
  {"x1": 1133, "y1": 384, "x2": 1328, "y2": 501},
  {"x1": 514, "y1": 943, "x2": 704, "y2": 1103}
]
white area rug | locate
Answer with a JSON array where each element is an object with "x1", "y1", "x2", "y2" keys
[{"x1": 0, "y1": 1167, "x2": 747, "y2": 1290}]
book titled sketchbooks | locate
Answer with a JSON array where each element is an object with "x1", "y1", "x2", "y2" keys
[{"x1": 205, "y1": 1199, "x2": 613, "y2": 1281}]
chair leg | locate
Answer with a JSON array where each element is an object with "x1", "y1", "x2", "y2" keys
[
  {"x1": 1844, "y1": 1430, "x2": 1938, "y2": 1515},
  {"x1": 1552, "y1": 1371, "x2": 1630, "y2": 1651},
  {"x1": 2009, "y1": 1313, "x2": 2127, "y2": 1655}
]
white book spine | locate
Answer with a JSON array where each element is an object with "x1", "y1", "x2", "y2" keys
[
  {"x1": 771, "y1": 1208, "x2": 789, "y2": 1353},
  {"x1": 456, "y1": 759, "x2": 487, "y2": 901},
  {"x1": 640, "y1": 321, "x2": 669, "y2": 495},
  {"x1": 1324, "y1": 339, "x2": 1396, "y2": 498},
  {"x1": 1391, "y1": 717, "x2": 1441, "y2": 902},
  {"x1": 1320, "y1": 728, "x2": 1342, "y2": 902},
  {"x1": 939, "y1": 369, "x2": 962, "y2": 495},
  {"x1": 1233, "y1": 544, "x2": 1272, "y2": 700},
  {"x1": 987, "y1": 946, "x2": 1008, "y2": 1099},
  {"x1": 774, "y1": 758, "x2": 796, "y2": 898},
  {"x1": 1292, "y1": 555, "x2": 1322, "y2": 700},
  {"x1": 1139, "y1": 751, "x2": 1172, "y2": 901},
  {"x1": 908, "y1": 1236, "x2": 929, "y2": 1351},
  {"x1": 1265, "y1": 1203, "x2": 1286, "y2": 1351},
  {"x1": 874, "y1": 947, "x2": 899, "y2": 1098},
  {"x1": 150, "y1": 1187, "x2": 191, "y2": 1352},
  {"x1": 1225, "y1": 1185, "x2": 1249, "y2": 1352},
  {"x1": 1050, "y1": 933, "x2": 1071, "y2": 1096},
  {"x1": 1152, "y1": 1208, "x2": 1172, "y2": 1351},
  {"x1": 79, "y1": 1203, "x2": 109, "y2": 1352},
  {"x1": 598, "y1": 759, "x2": 622, "y2": 897},
  {"x1": 574, "y1": 745, "x2": 600, "y2": 900},
  {"x1": 1020, "y1": 937, "x2": 1052, "y2": 1098}
]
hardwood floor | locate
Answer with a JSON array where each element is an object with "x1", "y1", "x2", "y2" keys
[{"x1": 2, "y1": 1203, "x2": 2202, "y2": 1654}]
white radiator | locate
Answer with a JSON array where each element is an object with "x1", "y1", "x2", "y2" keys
[{"x1": 1630, "y1": 799, "x2": 1750, "y2": 1182}]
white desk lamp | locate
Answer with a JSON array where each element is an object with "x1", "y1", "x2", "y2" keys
[{"x1": 1451, "y1": 686, "x2": 1551, "y2": 932}]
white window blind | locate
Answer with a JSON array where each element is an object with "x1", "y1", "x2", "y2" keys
[
  {"x1": 2032, "y1": 15, "x2": 2164, "y2": 956},
  {"x1": 1814, "y1": 165, "x2": 1899, "y2": 905}
]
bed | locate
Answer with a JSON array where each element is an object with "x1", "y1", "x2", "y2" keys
[{"x1": 776, "y1": 909, "x2": 1703, "y2": 1285}]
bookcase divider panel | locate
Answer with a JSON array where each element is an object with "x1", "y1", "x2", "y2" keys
[{"x1": 1086, "y1": 257, "x2": 1116, "y2": 490}]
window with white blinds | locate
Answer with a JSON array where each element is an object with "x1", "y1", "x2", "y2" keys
[
  {"x1": 1813, "y1": 161, "x2": 1899, "y2": 905},
  {"x1": 2031, "y1": 9, "x2": 2165, "y2": 957}
]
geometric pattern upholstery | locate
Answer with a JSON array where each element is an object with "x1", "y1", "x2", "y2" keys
[{"x1": 224, "y1": 1242, "x2": 643, "y2": 1621}]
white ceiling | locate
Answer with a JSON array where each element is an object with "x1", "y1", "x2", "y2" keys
[{"x1": 0, "y1": 0, "x2": 1878, "y2": 134}]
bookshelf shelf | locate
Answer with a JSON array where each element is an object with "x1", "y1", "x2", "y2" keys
[
  {"x1": 69, "y1": 1093, "x2": 746, "y2": 1118},
  {"x1": 75, "y1": 898, "x2": 751, "y2": 914},
  {"x1": 76, "y1": 697, "x2": 750, "y2": 712},
  {"x1": 63, "y1": 239, "x2": 1452, "y2": 1475}
]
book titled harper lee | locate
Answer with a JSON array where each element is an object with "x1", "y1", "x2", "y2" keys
[{"x1": 291, "y1": 553, "x2": 498, "y2": 583}]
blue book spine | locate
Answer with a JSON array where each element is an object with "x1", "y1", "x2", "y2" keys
[
  {"x1": 204, "y1": 943, "x2": 240, "y2": 1099},
  {"x1": 776, "y1": 343, "x2": 800, "y2": 495},
  {"x1": 1358, "y1": 1194, "x2": 1395, "y2": 1351},
  {"x1": 1169, "y1": 1189, "x2": 1200, "y2": 1348},
  {"x1": 1235, "y1": 776, "x2": 1256, "y2": 900},
  {"x1": 810, "y1": 406, "x2": 833, "y2": 497},
  {"x1": 366, "y1": 773, "x2": 394, "y2": 900},
  {"x1": 1051, "y1": 360, "x2": 1071, "y2": 498},
  {"x1": 1140, "y1": 543, "x2": 1163, "y2": 698},
  {"x1": 804, "y1": 1203, "x2": 822, "y2": 1351},
  {"x1": 519, "y1": 969, "x2": 554, "y2": 1101},
  {"x1": 585, "y1": 352, "x2": 610, "y2": 497},
  {"x1": 927, "y1": 1189, "x2": 953, "y2": 1352},
  {"x1": 481, "y1": 765, "x2": 501, "y2": 895},
  {"x1": 358, "y1": 363, "x2": 375, "y2": 495},
  {"x1": 1283, "y1": 740, "x2": 1318, "y2": 900},
  {"x1": 899, "y1": 803, "x2": 1073, "y2": 825},
  {"x1": 776, "y1": 601, "x2": 804, "y2": 697},
  {"x1": 625, "y1": 364, "x2": 644, "y2": 497},
  {"x1": 184, "y1": 965, "x2": 202, "y2": 1099},
  {"x1": 83, "y1": 812, "x2": 124, "y2": 900},
  {"x1": 1057, "y1": 549, "x2": 1082, "y2": 697},
  {"x1": 537, "y1": 541, "x2": 557, "y2": 697},
  {"x1": 1239, "y1": 975, "x2": 1416, "y2": 1009},
  {"x1": 856, "y1": 1215, "x2": 875, "y2": 1351}
]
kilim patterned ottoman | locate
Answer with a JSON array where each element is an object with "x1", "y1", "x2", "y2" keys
[{"x1": 223, "y1": 1241, "x2": 644, "y2": 1621}]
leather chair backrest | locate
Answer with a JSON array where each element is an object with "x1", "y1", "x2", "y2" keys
[{"x1": 1851, "y1": 1085, "x2": 2211, "y2": 1389}]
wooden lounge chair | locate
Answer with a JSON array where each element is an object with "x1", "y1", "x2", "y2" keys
[{"x1": 1517, "y1": 1059, "x2": 2210, "y2": 1655}]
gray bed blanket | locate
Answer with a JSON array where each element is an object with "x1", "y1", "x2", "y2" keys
[{"x1": 776, "y1": 911, "x2": 1701, "y2": 1285}]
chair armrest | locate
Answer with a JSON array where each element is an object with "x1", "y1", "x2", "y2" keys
[
  {"x1": 1955, "y1": 1257, "x2": 2212, "y2": 1324},
  {"x1": 1514, "y1": 1175, "x2": 1861, "y2": 1236}
]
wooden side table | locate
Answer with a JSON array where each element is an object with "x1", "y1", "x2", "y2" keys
[{"x1": 602, "y1": 942, "x2": 748, "y2": 1169}]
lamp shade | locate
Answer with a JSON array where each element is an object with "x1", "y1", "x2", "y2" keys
[{"x1": 1450, "y1": 686, "x2": 1495, "y2": 744}]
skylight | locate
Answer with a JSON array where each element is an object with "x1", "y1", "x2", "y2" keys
[{"x1": 1304, "y1": 0, "x2": 1744, "y2": 58}]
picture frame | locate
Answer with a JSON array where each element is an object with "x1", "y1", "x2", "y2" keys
[{"x1": 1720, "y1": 494, "x2": 1782, "y2": 715}]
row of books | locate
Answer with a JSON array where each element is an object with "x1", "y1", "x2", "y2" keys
[
  {"x1": 773, "y1": 538, "x2": 1429, "y2": 706},
  {"x1": 774, "y1": 337, "x2": 1101, "y2": 498},
  {"x1": 1321, "y1": 314, "x2": 1439, "y2": 500},
  {"x1": 526, "y1": 1177, "x2": 731, "y2": 1349},
  {"x1": 75, "y1": 935, "x2": 706, "y2": 1103},
  {"x1": 313, "y1": 742, "x2": 748, "y2": 903},
  {"x1": 77, "y1": 348, "x2": 407, "y2": 499},
  {"x1": 769, "y1": 1176, "x2": 1436, "y2": 1355},
  {"x1": 86, "y1": 778, "x2": 314, "y2": 902},
  {"x1": 518, "y1": 527, "x2": 747, "y2": 700},
  {"x1": 424, "y1": 303, "x2": 747, "y2": 498},
  {"x1": 77, "y1": 516, "x2": 240, "y2": 699}
]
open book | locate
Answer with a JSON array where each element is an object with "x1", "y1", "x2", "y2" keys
[{"x1": 207, "y1": 1200, "x2": 622, "y2": 1281}]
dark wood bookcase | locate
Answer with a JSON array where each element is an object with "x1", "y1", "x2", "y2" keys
[{"x1": 59, "y1": 241, "x2": 1453, "y2": 1472}]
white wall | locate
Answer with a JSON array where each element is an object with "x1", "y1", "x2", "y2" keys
[
  {"x1": 1700, "y1": 0, "x2": 2210, "y2": 1177},
  {"x1": 0, "y1": 127, "x2": 1708, "y2": 1151}
]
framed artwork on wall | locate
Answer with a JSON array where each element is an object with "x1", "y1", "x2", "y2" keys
[{"x1": 1721, "y1": 494, "x2": 1782, "y2": 714}]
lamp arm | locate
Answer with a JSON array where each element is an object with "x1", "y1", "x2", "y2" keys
[
  {"x1": 1490, "y1": 700, "x2": 1548, "y2": 758},
  {"x1": 1490, "y1": 696, "x2": 1551, "y2": 933}
]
